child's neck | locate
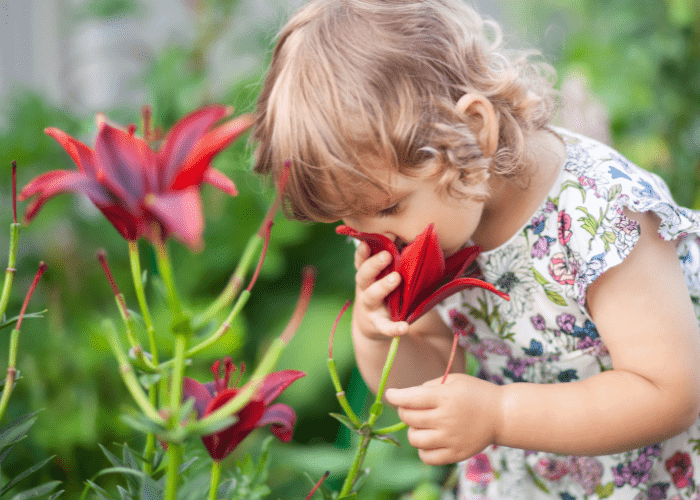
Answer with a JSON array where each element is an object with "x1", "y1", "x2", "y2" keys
[{"x1": 471, "y1": 128, "x2": 566, "y2": 252}]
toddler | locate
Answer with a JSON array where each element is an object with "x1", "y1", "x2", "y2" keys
[{"x1": 252, "y1": 1, "x2": 700, "y2": 499}]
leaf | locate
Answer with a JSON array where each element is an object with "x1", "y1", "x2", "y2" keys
[
  {"x1": 337, "y1": 494, "x2": 357, "y2": 500},
  {"x1": 85, "y1": 480, "x2": 116, "y2": 500},
  {"x1": 8, "y1": 481, "x2": 61, "y2": 500},
  {"x1": 0, "y1": 411, "x2": 40, "y2": 450},
  {"x1": 370, "y1": 433, "x2": 401, "y2": 447},
  {"x1": 120, "y1": 415, "x2": 166, "y2": 437},
  {"x1": 525, "y1": 463, "x2": 550, "y2": 494},
  {"x1": 0, "y1": 311, "x2": 47, "y2": 333},
  {"x1": 178, "y1": 457, "x2": 198, "y2": 474},
  {"x1": 1, "y1": 456, "x2": 55, "y2": 494},
  {"x1": 0, "y1": 444, "x2": 15, "y2": 467},
  {"x1": 545, "y1": 289, "x2": 568, "y2": 307},
  {"x1": 328, "y1": 413, "x2": 360, "y2": 432},
  {"x1": 596, "y1": 481, "x2": 615, "y2": 499},
  {"x1": 191, "y1": 415, "x2": 237, "y2": 437},
  {"x1": 531, "y1": 268, "x2": 550, "y2": 286}
]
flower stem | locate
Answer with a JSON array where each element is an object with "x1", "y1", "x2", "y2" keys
[
  {"x1": 339, "y1": 336, "x2": 402, "y2": 497},
  {"x1": 127, "y1": 242, "x2": 159, "y2": 474},
  {"x1": 209, "y1": 460, "x2": 222, "y2": 500},
  {"x1": 103, "y1": 320, "x2": 163, "y2": 423},
  {"x1": 164, "y1": 442, "x2": 183, "y2": 500},
  {"x1": 0, "y1": 223, "x2": 20, "y2": 322},
  {"x1": 0, "y1": 328, "x2": 19, "y2": 422},
  {"x1": 128, "y1": 242, "x2": 158, "y2": 364},
  {"x1": 193, "y1": 231, "x2": 261, "y2": 329}
]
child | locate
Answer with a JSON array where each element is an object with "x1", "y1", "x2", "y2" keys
[{"x1": 252, "y1": 0, "x2": 700, "y2": 498}]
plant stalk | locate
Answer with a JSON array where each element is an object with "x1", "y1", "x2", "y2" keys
[
  {"x1": 209, "y1": 460, "x2": 222, "y2": 500},
  {"x1": 0, "y1": 223, "x2": 20, "y2": 321},
  {"x1": 0, "y1": 328, "x2": 20, "y2": 422}
]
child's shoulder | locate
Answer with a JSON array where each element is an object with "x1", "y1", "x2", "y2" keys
[{"x1": 549, "y1": 126, "x2": 678, "y2": 211}]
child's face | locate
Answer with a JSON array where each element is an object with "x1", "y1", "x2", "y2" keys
[{"x1": 342, "y1": 172, "x2": 486, "y2": 257}]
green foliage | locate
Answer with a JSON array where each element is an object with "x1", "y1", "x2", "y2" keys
[
  {"x1": 504, "y1": 0, "x2": 700, "y2": 206},
  {"x1": 0, "y1": 411, "x2": 63, "y2": 500}
]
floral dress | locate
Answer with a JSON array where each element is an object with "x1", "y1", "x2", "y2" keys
[{"x1": 435, "y1": 128, "x2": 700, "y2": 500}]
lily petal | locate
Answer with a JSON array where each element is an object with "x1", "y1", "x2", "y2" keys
[
  {"x1": 44, "y1": 127, "x2": 98, "y2": 176},
  {"x1": 203, "y1": 389, "x2": 266, "y2": 462},
  {"x1": 397, "y1": 224, "x2": 445, "y2": 321},
  {"x1": 171, "y1": 113, "x2": 254, "y2": 191},
  {"x1": 19, "y1": 170, "x2": 109, "y2": 223},
  {"x1": 182, "y1": 377, "x2": 215, "y2": 419},
  {"x1": 258, "y1": 370, "x2": 306, "y2": 406},
  {"x1": 95, "y1": 122, "x2": 153, "y2": 209},
  {"x1": 256, "y1": 403, "x2": 297, "y2": 442},
  {"x1": 145, "y1": 188, "x2": 204, "y2": 251},
  {"x1": 157, "y1": 105, "x2": 231, "y2": 190},
  {"x1": 406, "y1": 277, "x2": 510, "y2": 324},
  {"x1": 444, "y1": 244, "x2": 483, "y2": 281},
  {"x1": 203, "y1": 167, "x2": 238, "y2": 196}
]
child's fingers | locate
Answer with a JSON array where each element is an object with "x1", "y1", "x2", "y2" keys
[
  {"x1": 354, "y1": 241, "x2": 371, "y2": 270},
  {"x1": 361, "y1": 271, "x2": 401, "y2": 307},
  {"x1": 371, "y1": 316, "x2": 409, "y2": 337},
  {"x1": 355, "y1": 250, "x2": 392, "y2": 290}
]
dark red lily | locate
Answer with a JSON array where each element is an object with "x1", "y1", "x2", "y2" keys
[
  {"x1": 20, "y1": 106, "x2": 252, "y2": 250},
  {"x1": 336, "y1": 224, "x2": 509, "y2": 324},
  {"x1": 182, "y1": 357, "x2": 305, "y2": 462}
]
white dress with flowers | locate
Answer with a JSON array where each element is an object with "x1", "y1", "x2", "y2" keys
[{"x1": 436, "y1": 128, "x2": 700, "y2": 500}]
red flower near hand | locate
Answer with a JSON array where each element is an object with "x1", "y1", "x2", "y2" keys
[
  {"x1": 182, "y1": 357, "x2": 304, "y2": 462},
  {"x1": 666, "y1": 451, "x2": 694, "y2": 488},
  {"x1": 336, "y1": 224, "x2": 509, "y2": 323},
  {"x1": 20, "y1": 106, "x2": 252, "y2": 250}
]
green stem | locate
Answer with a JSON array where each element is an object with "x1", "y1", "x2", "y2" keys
[
  {"x1": 328, "y1": 359, "x2": 362, "y2": 428},
  {"x1": 339, "y1": 336, "x2": 402, "y2": 496},
  {"x1": 164, "y1": 443, "x2": 183, "y2": 500},
  {"x1": 0, "y1": 329, "x2": 19, "y2": 422},
  {"x1": 0, "y1": 223, "x2": 20, "y2": 321},
  {"x1": 209, "y1": 460, "x2": 222, "y2": 500},
  {"x1": 128, "y1": 241, "x2": 158, "y2": 364},
  {"x1": 193, "y1": 234, "x2": 262, "y2": 329},
  {"x1": 154, "y1": 240, "x2": 182, "y2": 318},
  {"x1": 369, "y1": 336, "x2": 400, "y2": 426},
  {"x1": 170, "y1": 335, "x2": 187, "y2": 415},
  {"x1": 104, "y1": 320, "x2": 163, "y2": 423},
  {"x1": 373, "y1": 421, "x2": 407, "y2": 435},
  {"x1": 339, "y1": 431, "x2": 372, "y2": 498},
  {"x1": 128, "y1": 242, "x2": 160, "y2": 474}
]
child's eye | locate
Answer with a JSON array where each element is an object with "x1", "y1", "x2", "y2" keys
[{"x1": 377, "y1": 203, "x2": 401, "y2": 218}]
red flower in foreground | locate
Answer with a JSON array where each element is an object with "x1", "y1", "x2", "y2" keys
[
  {"x1": 182, "y1": 358, "x2": 305, "y2": 462},
  {"x1": 336, "y1": 224, "x2": 509, "y2": 323},
  {"x1": 20, "y1": 106, "x2": 252, "y2": 250}
]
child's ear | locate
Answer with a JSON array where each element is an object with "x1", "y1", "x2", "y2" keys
[{"x1": 455, "y1": 93, "x2": 499, "y2": 157}]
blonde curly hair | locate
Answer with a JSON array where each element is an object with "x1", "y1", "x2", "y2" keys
[{"x1": 253, "y1": 0, "x2": 558, "y2": 222}]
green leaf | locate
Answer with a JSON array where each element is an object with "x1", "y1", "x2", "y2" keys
[
  {"x1": 85, "y1": 480, "x2": 116, "y2": 500},
  {"x1": 370, "y1": 433, "x2": 401, "y2": 447},
  {"x1": 596, "y1": 481, "x2": 615, "y2": 499},
  {"x1": 545, "y1": 289, "x2": 568, "y2": 307},
  {"x1": 1, "y1": 456, "x2": 55, "y2": 494},
  {"x1": 0, "y1": 311, "x2": 46, "y2": 333},
  {"x1": 338, "y1": 494, "x2": 357, "y2": 500},
  {"x1": 191, "y1": 415, "x2": 237, "y2": 437},
  {"x1": 328, "y1": 413, "x2": 360, "y2": 432},
  {"x1": 0, "y1": 411, "x2": 40, "y2": 450},
  {"x1": 525, "y1": 463, "x2": 550, "y2": 494},
  {"x1": 120, "y1": 415, "x2": 166, "y2": 436},
  {"x1": 531, "y1": 268, "x2": 550, "y2": 286},
  {"x1": 8, "y1": 481, "x2": 61, "y2": 500}
]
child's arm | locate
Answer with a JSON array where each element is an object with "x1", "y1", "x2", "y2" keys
[
  {"x1": 386, "y1": 211, "x2": 700, "y2": 465},
  {"x1": 351, "y1": 241, "x2": 462, "y2": 393}
]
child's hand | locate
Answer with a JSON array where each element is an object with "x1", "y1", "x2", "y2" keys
[
  {"x1": 353, "y1": 241, "x2": 409, "y2": 340},
  {"x1": 385, "y1": 373, "x2": 501, "y2": 465}
]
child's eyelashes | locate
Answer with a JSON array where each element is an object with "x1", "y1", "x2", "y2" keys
[{"x1": 377, "y1": 203, "x2": 401, "y2": 218}]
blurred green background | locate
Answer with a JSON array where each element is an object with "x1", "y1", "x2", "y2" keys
[{"x1": 0, "y1": 0, "x2": 698, "y2": 497}]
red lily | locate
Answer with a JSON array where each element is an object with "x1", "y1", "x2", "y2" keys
[
  {"x1": 20, "y1": 106, "x2": 252, "y2": 250},
  {"x1": 335, "y1": 224, "x2": 509, "y2": 324},
  {"x1": 182, "y1": 357, "x2": 305, "y2": 462}
]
